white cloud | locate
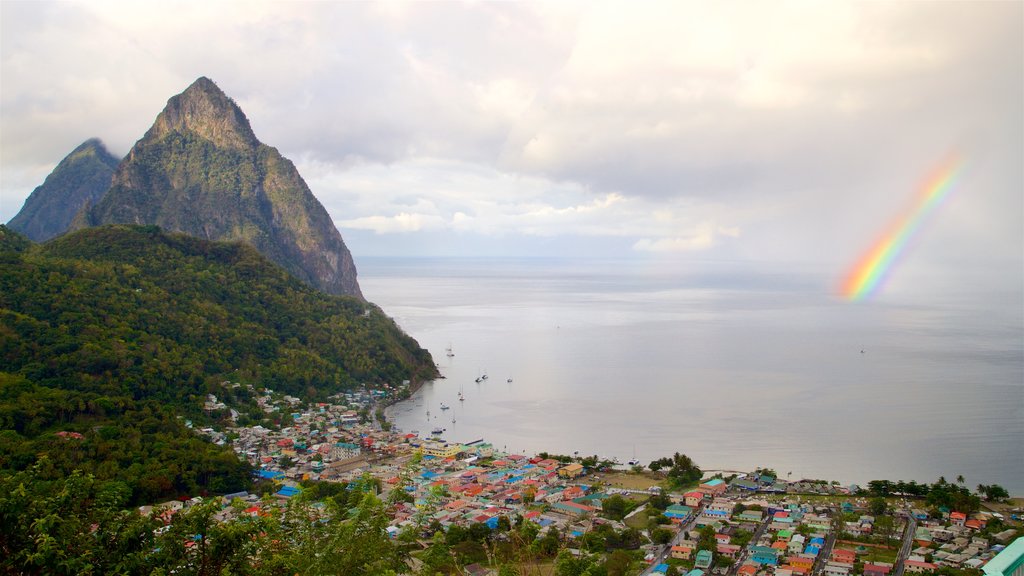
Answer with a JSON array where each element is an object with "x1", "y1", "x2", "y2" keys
[
  {"x1": 340, "y1": 212, "x2": 446, "y2": 234},
  {"x1": 0, "y1": 1, "x2": 1019, "y2": 268},
  {"x1": 633, "y1": 223, "x2": 741, "y2": 253}
]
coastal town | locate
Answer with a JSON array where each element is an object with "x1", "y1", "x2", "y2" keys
[{"x1": 140, "y1": 381, "x2": 1024, "y2": 576}]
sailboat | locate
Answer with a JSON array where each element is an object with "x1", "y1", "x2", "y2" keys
[
  {"x1": 458, "y1": 384, "x2": 465, "y2": 401},
  {"x1": 628, "y1": 445, "x2": 640, "y2": 466},
  {"x1": 446, "y1": 343, "x2": 454, "y2": 358}
]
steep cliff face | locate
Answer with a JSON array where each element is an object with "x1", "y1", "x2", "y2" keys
[
  {"x1": 82, "y1": 77, "x2": 363, "y2": 298},
  {"x1": 7, "y1": 139, "x2": 119, "y2": 241}
]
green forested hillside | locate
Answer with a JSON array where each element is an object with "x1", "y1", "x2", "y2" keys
[{"x1": 0, "y1": 224, "x2": 436, "y2": 503}]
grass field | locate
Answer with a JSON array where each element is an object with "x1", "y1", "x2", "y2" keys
[
  {"x1": 860, "y1": 546, "x2": 899, "y2": 564},
  {"x1": 833, "y1": 545, "x2": 899, "y2": 565},
  {"x1": 625, "y1": 507, "x2": 656, "y2": 530},
  {"x1": 596, "y1": 471, "x2": 666, "y2": 491}
]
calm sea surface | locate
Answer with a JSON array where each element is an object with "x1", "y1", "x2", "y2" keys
[{"x1": 362, "y1": 257, "x2": 1024, "y2": 494}]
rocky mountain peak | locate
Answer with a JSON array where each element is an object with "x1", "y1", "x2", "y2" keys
[
  {"x1": 146, "y1": 76, "x2": 258, "y2": 150},
  {"x1": 80, "y1": 77, "x2": 364, "y2": 299}
]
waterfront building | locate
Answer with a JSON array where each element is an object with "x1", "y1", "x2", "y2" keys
[
  {"x1": 420, "y1": 442, "x2": 463, "y2": 459},
  {"x1": 558, "y1": 463, "x2": 584, "y2": 479},
  {"x1": 699, "y1": 478, "x2": 727, "y2": 495},
  {"x1": 732, "y1": 478, "x2": 760, "y2": 491}
]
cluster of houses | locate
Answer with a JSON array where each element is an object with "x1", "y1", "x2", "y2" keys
[
  {"x1": 665, "y1": 494, "x2": 838, "y2": 576},
  {"x1": 226, "y1": 387, "x2": 399, "y2": 482},
  {"x1": 909, "y1": 509, "x2": 1018, "y2": 572},
  {"x1": 165, "y1": 389, "x2": 1020, "y2": 576},
  {"x1": 656, "y1": 480, "x2": 1019, "y2": 576},
  {"x1": 381, "y1": 451, "x2": 626, "y2": 539},
  {"x1": 198, "y1": 391, "x2": 642, "y2": 541}
]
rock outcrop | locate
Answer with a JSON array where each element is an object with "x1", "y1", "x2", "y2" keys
[{"x1": 79, "y1": 77, "x2": 363, "y2": 298}]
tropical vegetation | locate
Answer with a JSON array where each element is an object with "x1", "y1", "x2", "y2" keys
[{"x1": 0, "y1": 224, "x2": 436, "y2": 504}]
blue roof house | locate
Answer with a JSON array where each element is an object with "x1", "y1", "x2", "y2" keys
[{"x1": 275, "y1": 485, "x2": 301, "y2": 498}]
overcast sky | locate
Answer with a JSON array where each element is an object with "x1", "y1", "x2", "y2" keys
[{"x1": 1, "y1": 1, "x2": 1021, "y2": 292}]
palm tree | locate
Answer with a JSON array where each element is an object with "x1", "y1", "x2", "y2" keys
[{"x1": 956, "y1": 475, "x2": 965, "y2": 486}]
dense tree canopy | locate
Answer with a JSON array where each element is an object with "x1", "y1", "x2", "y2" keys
[
  {"x1": 0, "y1": 225, "x2": 437, "y2": 503},
  {"x1": 864, "y1": 478, "x2": 986, "y2": 514},
  {"x1": 650, "y1": 452, "x2": 702, "y2": 488},
  {"x1": 0, "y1": 465, "x2": 404, "y2": 575}
]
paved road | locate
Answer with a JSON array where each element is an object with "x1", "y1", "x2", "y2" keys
[
  {"x1": 811, "y1": 531, "x2": 837, "y2": 576},
  {"x1": 641, "y1": 501, "x2": 705, "y2": 576},
  {"x1": 624, "y1": 503, "x2": 649, "y2": 522},
  {"x1": 892, "y1": 514, "x2": 917, "y2": 576},
  {"x1": 727, "y1": 513, "x2": 774, "y2": 576}
]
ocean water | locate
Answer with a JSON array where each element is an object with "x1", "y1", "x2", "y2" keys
[{"x1": 362, "y1": 257, "x2": 1024, "y2": 494}]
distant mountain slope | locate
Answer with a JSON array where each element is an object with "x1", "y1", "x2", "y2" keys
[
  {"x1": 0, "y1": 225, "x2": 437, "y2": 503},
  {"x1": 7, "y1": 139, "x2": 119, "y2": 241},
  {"x1": 78, "y1": 77, "x2": 363, "y2": 298}
]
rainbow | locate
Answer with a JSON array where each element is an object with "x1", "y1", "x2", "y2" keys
[{"x1": 841, "y1": 157, "x2": 963, "y2": 301}]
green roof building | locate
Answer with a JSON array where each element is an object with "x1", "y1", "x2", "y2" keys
[
  {"x1": 984, "y1": 538, "x2": 1024, "y2": 576},
  {"x1": 695, "y1": 550, "x2": 714, "y2": 569}
]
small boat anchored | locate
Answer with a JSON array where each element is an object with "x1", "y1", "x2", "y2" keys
[{"x1": 440, "y1": 403, "x2": 450, "y2": 410}]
